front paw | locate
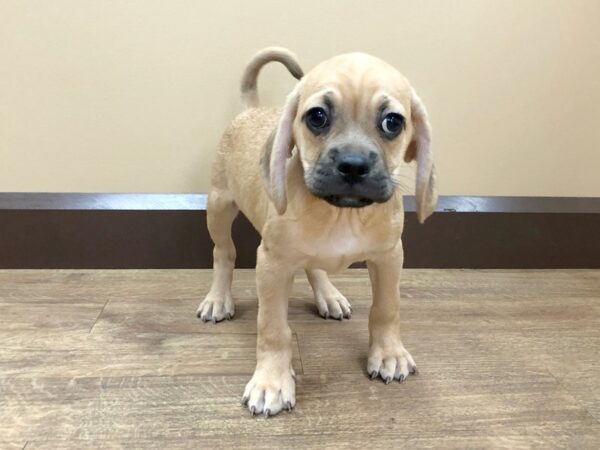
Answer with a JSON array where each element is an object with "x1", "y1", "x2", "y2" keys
[
  {"x1": 367, "y1": 344, "x2": 417, "y2": 384},
  {"x1": 242, "y1": 365, "x2": 296, "y2": 417}
]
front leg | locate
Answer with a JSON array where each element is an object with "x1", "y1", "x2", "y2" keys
[
  {"x1": 242, "y1": 243, "x2": 297, "y2": 417},
  {"x1": 367, "y1": 244, "x2": 417, "y2": 384}
]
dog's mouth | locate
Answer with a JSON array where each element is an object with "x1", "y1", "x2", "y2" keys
[{"x1": 323, "y1": 195, "x2": 374, "y2": 208}]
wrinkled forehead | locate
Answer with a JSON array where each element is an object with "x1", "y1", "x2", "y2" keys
[{"x1": 299, "y1": 53, "x2": 413, "y2": 115}]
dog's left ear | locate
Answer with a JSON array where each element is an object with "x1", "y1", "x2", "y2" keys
[
  {"x1": 404, "y1": 88, "x2": 438, "y2": 223},
  {"x1": 268, "y1": 85, "x2": 300, "y2": 215}
]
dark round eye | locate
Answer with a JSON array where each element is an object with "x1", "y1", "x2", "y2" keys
[
  {"x1": 305, "y1": 107, "x2": 329, "y2": 131},
  {"x1": 380, "y1": 113, "x2": 405, "y2": 136}
]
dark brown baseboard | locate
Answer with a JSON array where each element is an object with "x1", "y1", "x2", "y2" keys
[{"x1": 1, "y1": 193, "x2": 599, "y2": 269}]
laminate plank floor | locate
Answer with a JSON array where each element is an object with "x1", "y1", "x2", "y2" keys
[{"x1": 1, "y1": 269, "x2": 599, "y2": 449}]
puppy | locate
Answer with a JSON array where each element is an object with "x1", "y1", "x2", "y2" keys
[{"x1": 197, "y1": 47, "x2": 437, "y2": 417}]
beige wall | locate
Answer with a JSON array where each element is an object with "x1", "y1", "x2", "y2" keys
[{"x1": 1, "y1": 0, "x2": 599, "y2": 196}]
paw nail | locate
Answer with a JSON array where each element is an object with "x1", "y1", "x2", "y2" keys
[
  {"x1": 264, "y1": 409, "x2": 270, "y2": 418},
  {"x1": 369, "y1": 371, "x2": 378, "y2": 379},
  {"x1": 384, "y1": 377, "x2": 392, "y2": 384},
  {"x1": 286, "y1": 401, "x2": 293, "y2": 411},
  {"x1": 323, "y1": 312, "x2": 329, "y2": 319},
  {"x1": 225, "y1": 313, "x2": 232, "y2": 320},
  {"x1": 398, "y1": 374, "x2": 405, "y2": 382},
  {"x1": 335, "y1": 315, "x2": 342, "y2": 320},
  {"x1": 241, "y1": 396, "x2": 248, "y2": 406},
  {"x1": 250, "y1": 406, "x2": 256, "y2": 416}
]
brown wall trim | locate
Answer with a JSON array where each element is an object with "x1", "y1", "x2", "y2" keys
[
  {"x1": 2, "y1": 193, "x2": 600, "y2": 213},
  {"x1": 1, "y1": 193, "x2": 599, "y2": 269}
]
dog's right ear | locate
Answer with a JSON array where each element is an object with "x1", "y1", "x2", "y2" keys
[{"x1": 264, "y1": 86, "x2": 300, "y2": 215}]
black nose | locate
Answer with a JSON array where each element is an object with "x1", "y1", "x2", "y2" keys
[{"x1": 336, "y1": 153, "x2": 371, "y2": 183}]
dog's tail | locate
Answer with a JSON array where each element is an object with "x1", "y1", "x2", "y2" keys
[{"x1": 240, "y1": 47, "x2": 304, "y2": 109}]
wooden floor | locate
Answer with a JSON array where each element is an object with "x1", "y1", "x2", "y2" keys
[{"x1": 1, "y1": 269, "x2": 599, "y2": 449}]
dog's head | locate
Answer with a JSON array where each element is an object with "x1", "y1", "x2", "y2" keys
[{"x1": 268, "y1": 53, "x2": 437, "y2": 222}]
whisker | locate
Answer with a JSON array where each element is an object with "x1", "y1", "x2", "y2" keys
[{"x1": 390, "y1": 179, "x2": 412, "y2": 194}]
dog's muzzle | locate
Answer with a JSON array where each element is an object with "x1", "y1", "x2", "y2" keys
[{"x1": 305, "y1": 149, "x2": 395, "y2": 208}]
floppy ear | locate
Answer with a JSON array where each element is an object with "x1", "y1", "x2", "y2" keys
[
  {"x1": 405, "y1": 88, "x2": 438, "y2": 223},
  {"x1": 268, "y1": 86, "x2": 300, "y2": 214}
]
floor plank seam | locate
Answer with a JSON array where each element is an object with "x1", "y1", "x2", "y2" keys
[
  {"x1": 3, "y1": 372, "x2": 263, "y2": 382},
  {"x1": 88, "y1": 299, "x2": 109, "y2": 334},
  {"x1": 293, "y1": 331, "x2": 305, "y2": 375},
  {"x1": 546, "y1": 369, "x2": 600, "y2": 426},
  {"x1": 112, "y1": 330, "x2": 263, "y2": 336}
]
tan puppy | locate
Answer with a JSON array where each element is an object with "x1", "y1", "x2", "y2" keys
[{"x1": 197, "y1": 47, "x2": 437, "y2": 416}]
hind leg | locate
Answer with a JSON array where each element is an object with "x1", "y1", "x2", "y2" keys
[
  {"x1": 306, "y1": 269, "x2": 352, "y2": 320},
  {"x1": 196, "y1": 188, "x2": 239, "y2": 323}
]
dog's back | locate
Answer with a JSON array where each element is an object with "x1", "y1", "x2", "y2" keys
[{"x1": 211, "y1": 48, "x2": 304, "y2": 231}]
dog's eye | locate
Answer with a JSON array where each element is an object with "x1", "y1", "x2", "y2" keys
[
  {"x1": 380, "y1": 113, "x2": 405, "y2": 137},
  {"x1": 305, "y1": 107, "x2": 329, "y2": 132}
]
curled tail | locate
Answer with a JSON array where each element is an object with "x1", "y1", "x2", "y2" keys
[{"x1": 240, "y1": 47, "x2": 304, "y2": 109}]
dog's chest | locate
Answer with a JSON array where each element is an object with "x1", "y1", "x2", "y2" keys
[
  {"x1": 317, "y1": 225, "x2": 366, "y2": 256},
  {"x1": 294, "y1": 221, "x2": 385, "y2": 271}
]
